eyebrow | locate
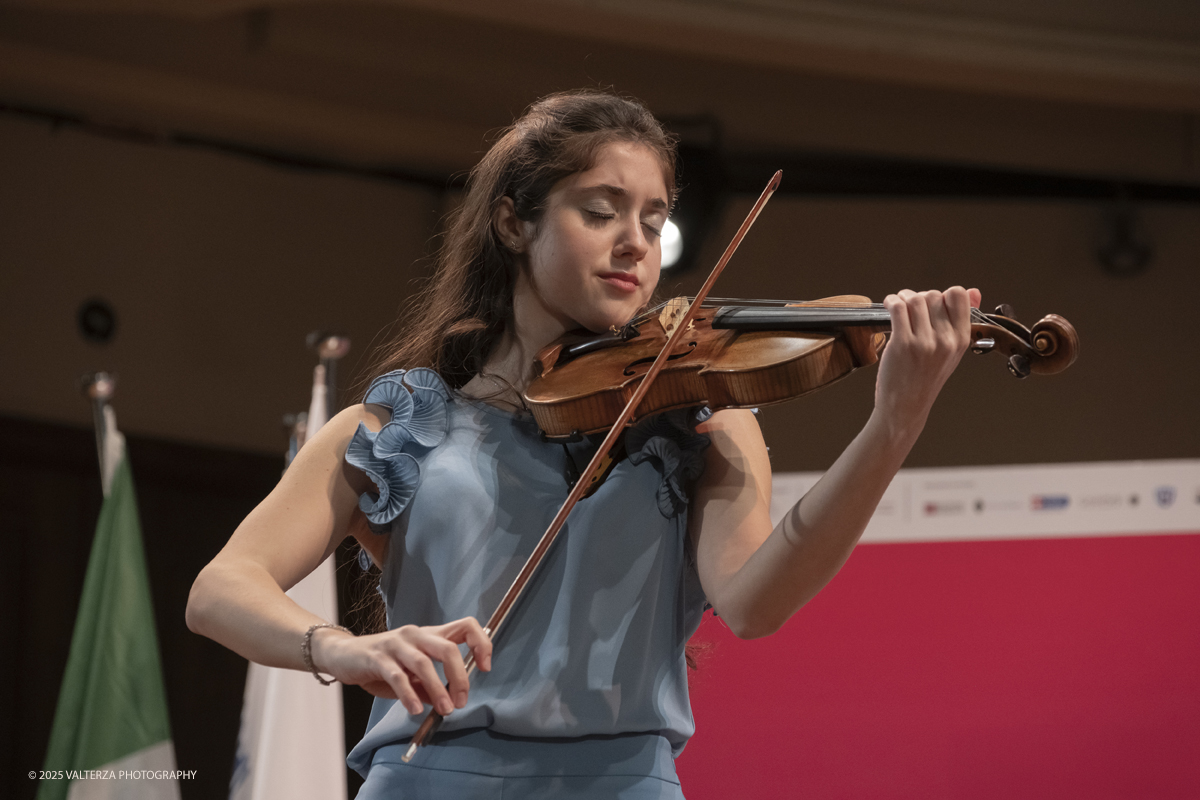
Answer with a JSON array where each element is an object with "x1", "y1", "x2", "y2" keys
[{"x1": 580, "y1": 183, "x2": 669, "y2": 211}]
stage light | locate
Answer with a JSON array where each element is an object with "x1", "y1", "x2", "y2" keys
[{"x1": 661, "y1": 219, "x2": 683, "y2": 269}]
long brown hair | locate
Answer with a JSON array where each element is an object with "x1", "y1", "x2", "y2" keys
[{"x1": 364, "y1": 89, "x2": 677, "y2": 390}]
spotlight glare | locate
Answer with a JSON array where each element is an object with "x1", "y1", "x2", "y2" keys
[{"x1": 660, "y1": 219, "x2": 683, "y2": 269}]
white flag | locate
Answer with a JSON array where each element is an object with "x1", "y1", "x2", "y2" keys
[{"x1": 230, "y1": 364, "x2": 346, "y2": 800}]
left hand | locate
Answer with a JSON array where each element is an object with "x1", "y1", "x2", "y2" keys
[{"x1": 874, "y1": 286, "x2": 981, "y2": 441}]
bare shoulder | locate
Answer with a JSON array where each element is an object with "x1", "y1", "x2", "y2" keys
[
  {"x1": 692, "y1": 409, "x2": 772, "y2": 513},
  {"x1": 293, "y1": 403, "x2": 392, "y2": 498},
  {"x1": 319, "y1": 401, "x2": 392, "y2": 437},
  {"x1": 695, "y1": 409, "x2": 770, "y2": 472}
]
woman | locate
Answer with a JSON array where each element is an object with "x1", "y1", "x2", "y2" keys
[{"x1": 186, "y1": 90, "x2": 979, "y2": 798}]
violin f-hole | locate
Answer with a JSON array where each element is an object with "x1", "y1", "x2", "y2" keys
[{"x1": 622, "y1": 340, "x2": 697, "y2": 376}]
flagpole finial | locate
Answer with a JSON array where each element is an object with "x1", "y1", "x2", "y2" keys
[
  {"x1": 306, "y1": 332, "x2": 351, "y2": 362},
  {"x1": 307, "y1": 332, "x2": 351, "y2": 416},
  {"x1": 81, "y1": 371, "x2": 117, "y2": 401}
]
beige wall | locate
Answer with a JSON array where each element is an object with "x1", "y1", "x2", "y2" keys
[
  {"x1": 3, "y1": 108, "x2": 1195, "y2": 468},
  {"x1": 2, "y1": 3, "x2": 1198, "y2": 183},
  {"x1": 0, "y1": 114, "x2": 440, "y2": 456}
]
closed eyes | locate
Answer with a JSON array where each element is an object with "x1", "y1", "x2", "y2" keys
[{"x1": 584, "y1": 208, "x2": 664, "y2": 238}]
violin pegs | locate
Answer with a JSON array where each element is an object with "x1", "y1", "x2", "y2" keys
[
  {"x1": 994, "y1": 303, "x2": 1015, "y2": 318},
  {"x1": 1007, "y1": 353, "x2": 1031, "y2": 379},
  {"x1": 971, "y1": 336, "x2": 996, "y2": 355}
]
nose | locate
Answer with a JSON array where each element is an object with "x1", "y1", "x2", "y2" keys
[{"x1": 614, "y1": 219, "x2": 650, "y2": 263}]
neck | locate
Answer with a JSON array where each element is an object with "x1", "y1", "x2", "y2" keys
[
  {"x1": 481, "y1": 271, "x2": 573, "y2": 391},
  {"x1": 463, "y1": 273, "x2": 571, "y2": 406}
]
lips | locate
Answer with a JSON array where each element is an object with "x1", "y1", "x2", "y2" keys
[{"x1": 599, "y1": 271, "x2": 639, "y2": 292}]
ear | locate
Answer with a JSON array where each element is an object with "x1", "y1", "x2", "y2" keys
[{"x1": 492, "y1": 197, "x2": 527, "y2": 254}]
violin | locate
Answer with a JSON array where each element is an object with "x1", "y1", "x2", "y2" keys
[{"x1": 525, "y1": 295, "x2": 1079, "y2": 441}]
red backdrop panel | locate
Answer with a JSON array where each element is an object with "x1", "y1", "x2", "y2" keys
[{"x1": 676, "y1": 534, "x2": 1200, "y2": 799}]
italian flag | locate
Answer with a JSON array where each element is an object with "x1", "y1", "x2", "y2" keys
[{"x1": 37, "y1": 422, "x2": 180, "y2": 800}]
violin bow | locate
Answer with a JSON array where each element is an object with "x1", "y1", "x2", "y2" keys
[{"x1": 401, "y1": 170, "x2": 783, "y2": 762}]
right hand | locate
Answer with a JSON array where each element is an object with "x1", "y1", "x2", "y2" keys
[{"x1": 311, "y1": 617, "x2": 492, "y2": 717}]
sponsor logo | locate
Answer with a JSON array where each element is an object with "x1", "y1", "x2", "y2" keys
[
  {"x1": 1079, "y1": 493, "x2": 1123, "y2": 509},
  {"x1": 972, "y1": 498, "x2": 1022, "y2": 513},
  {"x1": 1155, "y1": 486, "x2": 1176, "y2": 508},
  {"x1": 923, "y1": 501, "x2": 965, "y2": 516},
  {"x1": 1031, "y1": 494, "x2": 1070, "y2": 511}
]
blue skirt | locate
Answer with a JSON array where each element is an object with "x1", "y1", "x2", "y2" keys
[{"x1": 357, "y1": 729, "x2": 686, "y2": 799}]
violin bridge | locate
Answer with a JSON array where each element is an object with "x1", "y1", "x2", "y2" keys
[{"x1": 659, "y1": 296, "x2": 690, "y2": 337}]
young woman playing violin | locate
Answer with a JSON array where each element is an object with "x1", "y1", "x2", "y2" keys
[{"x1": 187, "y1": 90, "x2": 981, "y2": 798}]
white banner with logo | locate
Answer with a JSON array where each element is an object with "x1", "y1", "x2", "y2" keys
[{"x1": 771, "y1": 459, "x2": 1200, "y2": 543}]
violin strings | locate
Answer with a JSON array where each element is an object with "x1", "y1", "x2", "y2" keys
[
  {"x1": 638, "y1": 297, "x2": 995, "y2": 327},
  {"x1": 648, "y1": 297, "x2": 993, "y2": 321}
]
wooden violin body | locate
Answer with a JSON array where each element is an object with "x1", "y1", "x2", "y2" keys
[{"x1": 525, "y1": 296, "x2": 1079, "y2": 441}]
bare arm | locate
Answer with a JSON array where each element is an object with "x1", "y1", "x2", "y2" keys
[
  {"x1": 186, "y1": 403, "x2": 491, "y2": 716},
  {"x1": 690, "y1": 287, "x2": 980, "y2": 638},
  {"x1": 185, "y1": 404, "x2": 374, "y2": 665}
]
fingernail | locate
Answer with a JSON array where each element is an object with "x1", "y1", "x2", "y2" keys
[
  {"x1": 438, "y1": 699, "x2": 453, "y2": 716},
  {"x1": 456, "y1": 690, "x2": 468, "y2": 708},
  {"x1": 408, "y1": 701, "x2": 422, "y2": 715}
]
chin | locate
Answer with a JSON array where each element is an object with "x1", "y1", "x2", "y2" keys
[{"x1": 565, "y1": 292, "x2": 649, "y2": 333}]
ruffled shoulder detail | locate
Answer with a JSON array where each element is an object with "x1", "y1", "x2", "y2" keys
[
  {"x1": 347, "y1": 369, "x2": 452, "y2": 530},
  {"x1": 626, "y1": 407, "x2": 711, "y2": 518}
]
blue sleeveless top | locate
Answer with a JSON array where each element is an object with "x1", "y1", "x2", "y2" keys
[{"x1": 343, "y1": 369, "x2": 711, "y2": 775}]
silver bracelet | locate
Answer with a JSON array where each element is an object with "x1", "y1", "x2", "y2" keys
[{"x1": 302, "y1": 623, "x2": 351, "y2": 685}]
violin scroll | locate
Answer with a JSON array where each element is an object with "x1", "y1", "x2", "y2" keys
[
  {"x1": 1030, "y1": 314, "x2": 1079, "y2": 374},
  {"x1": 972, "y1": 308, "x2": 1079, "y2": 379}
]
